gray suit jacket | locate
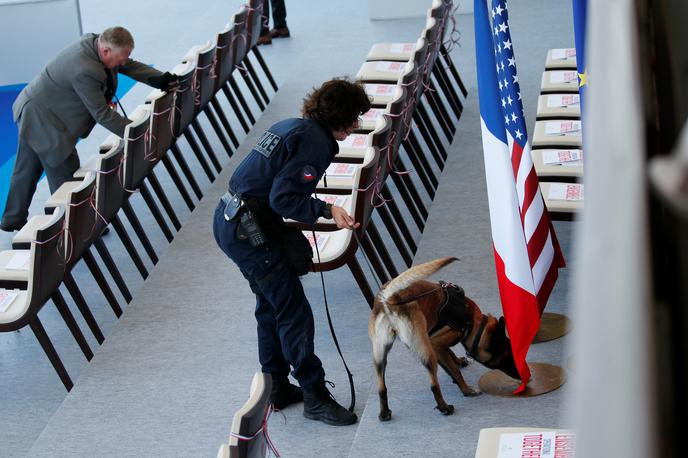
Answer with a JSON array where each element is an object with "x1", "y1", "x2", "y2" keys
[{"x1": 12, "y1": 33, "x2": 162, "y2": 167}]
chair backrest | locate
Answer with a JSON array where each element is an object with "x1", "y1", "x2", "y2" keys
[
  {"x1": 232, "y1": 8, "x2": 250, "y2": 68},
  {"x1": 192, "y1": 42, "x2": 217, "y2": 111},
  {"x1": 63, "y1": 172, "x2": 97, "y2": 265},
  {"x1": 369, "y1": 114, "x2": 395, "y2": 181},
  {"x1": 0, "y1": 206, "x2": 65, "y2": 331},
  {"x1": 421, "y1": 17, "x2": 441, "y2": 86},
  {"x1": 122, "y1": 106, "x2": 153, "y2": 190},
  {"x1": 94, "y1": 141, "x2": 126, "y2": 226},
  {"x1": 410, "y1": 37, "x2": 429, "y2": 103},
  {"x1": 215, "y1": 24, "x2": 236, "y2": 90},
  {"x1": 227, "y1": 372, "x2": 273, "y2": 458},
  {"x1": 147, "y1": 89, "x2": 176, "y2": 159},
  {"x1": 245, "y1": 0, "x2": 264, "y2": 49},
  {"x1": 171, "y1": 60, "x2": 197, "y2": 136}
]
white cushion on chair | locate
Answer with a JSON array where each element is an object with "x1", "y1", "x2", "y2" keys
[
  {"x1": 532, "y1": 149, "x2": 583, "y2": 179},
  {"x1": 44, "y1": 181, "x2": 83, "y2": 209},
  {"x1": 305, "y1": 228, "x2": 353, "y2": 264},
  {"x1": 532, "y1": 120, "x2": 582, "y2": 148},
  {"x1": 358, "y1": 108, "x2": 386, "y2": 131},
  {"x1": 182, "y1": 41, "x2": 213, "y2": 62},
  {"x1": 541, "y1": 70, "x2": 579, "y2": 93},
  {"x1": 536, "y1": 94, "x2": 580, "y2": 119},
  {"x1": 0, "y1": 250, "x2": 31, "y2": 283},
  {"x1": 0, "y1": 289, "x2": 29, "y2": 325},
  {"x1": 540, "y1": 182, "x2": 584, "y2": 214},
  {"x1": 356, "y1": 60, "x2": 409, "y2": 83},
  {"x1": 336, "y1": 133, "x2": 371, "y2": 160},
  {"x1": 364, "y1": 83, "x2": 401, "y2": 106},
  {"x1": 12, "y1": 215, "x2": 54, "y2": 247},
  {"x1": 366, "y1": 42, "x2": 416, "y2": 61},
  {"x1": 545, "y1": 48, "x2": 577, "y2": 69}
]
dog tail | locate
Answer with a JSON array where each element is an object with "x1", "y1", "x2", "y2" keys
[{"x1": 378, "y1": 257, "x2": 459, "y2": 303}]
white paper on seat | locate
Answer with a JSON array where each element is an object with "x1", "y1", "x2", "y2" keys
[
  {"x1": 361, "y1": 108, "x2": 385, "y2": 121},
  {"x1": 338, "y1": 134, "x2": 368, "y2": 149},
  {"x1": 541, "y1": 149, "x2": 583, "y2": 165},
  {"x1": 325, "y1": 163, "x2": 357, "y2": 177},
  {"x1": 319, "y1": 195, "x2": 348, "y2": 207},
  {"x1": 0, "y1": 290, "x2": 18, "y2": 313},
  {"x1": 545, "y1": 121, "x2": 582, "y2": 135},
  {"x1": 549, "y1": 70, "x2": 578, "y2": 83},
  {"x1": 551, "y1": 48, "x2": 576, "y2": 60},
  {"x1": 497, "y1": 430, "x2": 576, "y2": 457},
  {"x1": 5, "y1": 252, "x2": 30, "y2": 271},
  {"x1": 364, "y1": 83, "x2": 397, "y2": 96},
  {"x1": 389, "y1": 42, "x2": 415, "y2": 54},
  {"x1": 547, "y1": 183, "x2": 584, "y2": 201},
  {"x1": 305, "y1": 232, "x2": 329, "y2": 250},
  {"x1": 546, "y1": 94, "x2": 580, "y2": 108},
  {"x1": 375, "y1": 61, "x2": 407, "y2": 73}
]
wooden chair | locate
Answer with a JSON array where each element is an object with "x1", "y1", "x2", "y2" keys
[
  {"x1": 541, "y1": 70, "x2": 580, "y2": 94},
  {"x1": 0, "y1": 207, "x2": 90, "y2": 390},
  {"x1": 532, "y1": 148, "x2": 583, "y2": 183},
  {"x1": 536, "y1": 94, "x2": 581, "y2": 120},
  {"x1": 539, "y1": 182, "x2": 584, "y2": 222},
  {"x1": 217, "y1": 372, "x2": 274, "y2": 458},
  {"x1": 214, "y1": 22, "x2": 253, "y2": 132},
  {"x1": 545, "y1": 48, "x2": 578, "y2": 70},
  {"x1": 532, "y1": 120, "x2": 583, "y2": 149}
]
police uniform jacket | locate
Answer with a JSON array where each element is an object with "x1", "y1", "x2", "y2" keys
[
  {"x1": 229, "y1": 118, "x2": 337, "y2": 224},
  {"x1": 12, "y1": 33, "x2": 162, "y2": 167}
]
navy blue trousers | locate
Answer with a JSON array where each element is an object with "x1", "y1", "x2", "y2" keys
[{"x1": 213, "y1": 201, "x2": 324, "y2": 389}]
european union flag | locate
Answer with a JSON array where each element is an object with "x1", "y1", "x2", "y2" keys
[{"x1": 572, "y1": 0, "x2": 587, "y2": 109}]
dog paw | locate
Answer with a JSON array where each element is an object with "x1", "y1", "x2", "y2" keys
[
  {"x1": 457, "y1": 357, "x2": 470, "y2": 367},
  {"x1": 437, "y1": 404, "x2": 455, "y2": 416},
  {"x1": 379, "y1": 409, "x2": 392, "y2": 422},
  {"x1": 463, "y1": 387, "x2": 482, "y2": 397}
]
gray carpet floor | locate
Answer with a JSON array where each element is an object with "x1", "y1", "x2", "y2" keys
[{"x1": 1, "y1": 1, "x2": 575, "y2": 456}]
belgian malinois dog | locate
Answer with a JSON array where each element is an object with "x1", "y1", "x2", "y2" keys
[{"x1": 368, "y1": 257, "x2": 520, "y2": 421}]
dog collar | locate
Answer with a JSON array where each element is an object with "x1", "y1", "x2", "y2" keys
[{"x1": 465, "y1": 315, "x2": 488, "y2": 359}]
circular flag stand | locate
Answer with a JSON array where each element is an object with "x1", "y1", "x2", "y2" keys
[
  {"x1": 478, "y1": 362, "x2": 565, "y2": 397},
  {"x1": 532, "y1": 312, "x2": 572, "y2": 343}
]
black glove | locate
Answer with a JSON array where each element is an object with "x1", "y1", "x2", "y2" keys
[{"x1": 147, "y1": 71, "x2": 180, "y2": 91}]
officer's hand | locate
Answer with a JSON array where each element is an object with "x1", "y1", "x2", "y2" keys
[
  {"x1": 332, "y1": 206, "x2": 360, "y2": 230},
  {"x1": 148, "y1": 71, "x2": 180, "y2": 91}
]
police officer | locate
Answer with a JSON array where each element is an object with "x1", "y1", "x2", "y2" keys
[{"x1": 213, "y1": 78, "x2": 371, "y2": 426}]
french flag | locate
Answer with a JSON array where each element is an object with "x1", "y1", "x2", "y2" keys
[{"x1": 474, "y1": 0, "x2": 566, "y2": 392}]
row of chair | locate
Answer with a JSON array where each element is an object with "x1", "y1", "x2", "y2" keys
[
  {"x1": 286, "y1": 0, "x2": 467, "y2": 307},
  {"x1": 532, "y1": 47, "x2": 584, "y2": 221},
  {"x1": 0, "y1": 0, "x2": 277, "y2": 390}
]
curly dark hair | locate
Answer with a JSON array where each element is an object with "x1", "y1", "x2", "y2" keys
[{"x1": 301, "y1": 78, "x2": 372, "y2": 131}]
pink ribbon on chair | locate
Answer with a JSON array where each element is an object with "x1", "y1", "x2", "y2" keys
[{"x1": 229, "y1": 404, "x2": 281, "y2": 457}]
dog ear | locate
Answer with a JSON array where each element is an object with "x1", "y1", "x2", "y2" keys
[{"x1": 497, "y1": 316, "x2": 507, "y2": 336}]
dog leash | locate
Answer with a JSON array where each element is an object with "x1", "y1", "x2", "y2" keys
[{"x1": 309, "y1": 227, "x2": 356, "y2": 413}]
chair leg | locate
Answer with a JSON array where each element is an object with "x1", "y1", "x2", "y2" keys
[
  {"x1": 202, "y1": 105, "x2": 235, "y2": 157},
  {"x1": 137, "y1": 184, "x2": 174, "y2": 243},
  {"x1": 182, "y1": 129, "x2": 216, "y2": 182},
  {"x1": 440, "y1": 44, "x2": 469, "y2": 97},
  {"x1": 82, "y1": 249, "x2": 123, "y2": 318},
  {"x1": 346, "y1": 257, "x2": 375, "y2": 308},
  {"x1": 405, "y1": 130, "x2": 439, "y2": 187},
  {"x1": 400, "y1": 140, "x2": 436, "y2": 199},
  {"x1": 227, "y1": 76, "x2": 257, "y2": 125},
  {"x1": 93, "y1": 233, "x2": 141, "y2": 292},
  {"x1": 52, "y1": 290, "x2": 93, "y2": 360},
  {"x1": 432, "y1": 65, "x2": 463, "y2": 118},
  {"x1": 360, "y1": 233, "x2": 389, "y2": 284},
  {"x1": 119, "y1": 204, "x2": 159, "y2": 265},
  {"x1": 218, "y1": 84, "x2": 250, "y2": 133},
  {"x1": 159, "y1": 155, "x2": 196, "y2": 211},
  {"x1": 426, "y1": 79, "x2": 456, "y2": 137},
  {"x1": 381, "y1": 185, "x2": 418, "y2": 254},
  {"x1": 63, "y1": 272, "x2": 105, "y2": 344},
  {"x1": 243, "y1": 56, "x2": 270, "y2": 106},
  {"x1": 209, "y1": 98, "x2": 240, "y2": 148},
  {"x1": 367, "y1": 221, "x2": 399, "y2": 278},
  {"x1": 418, "y1": 98, "x2": 452, "y2": 144},
  {"x1": 30, "y1": 317, "x2": 73, "y2": 391},
  {"x1": 251, "y1": 47, "x2": 278, "y2": 92},
  {"x1": 169, "y1": 143, "x2": 204, "y2": 200},
  {"x1": 146, "y1": 172, "x2": 182, "y2": 231},
  {"x1": 390, "y1": 170, "x2": 426, "y2": 232},
  {"x1": 413, "y1": 111, "x2": 447, "y2": 165},
  {"x1": 190, "y1": 120, "x2": 223, "y2": 173},
  {"x1": 238, "y1": 66, "x2": 266, "y2": 111},
  {"x1": 397, "y1": 160, "x2": 429, "y2": 220},
  {"x1": 375, "y1": 203, "x2": 413, "y2": 267}
]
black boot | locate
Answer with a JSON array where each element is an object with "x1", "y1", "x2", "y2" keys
[
  {"x1": 303, "y1": 383, "x2": 357, "y2": 426},
  {"x1": 270, "y1": 378, "x2": 303, "y2": 410}
]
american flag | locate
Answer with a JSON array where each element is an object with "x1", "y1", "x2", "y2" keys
[{"x1": 475, "y1": 0, "x2": 565, "y2": 392}]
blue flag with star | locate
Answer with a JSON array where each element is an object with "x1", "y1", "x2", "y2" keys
[{"x1": 572, "y1": 0, "x2": 587, "y2": 110}]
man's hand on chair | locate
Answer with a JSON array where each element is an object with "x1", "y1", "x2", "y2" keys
[{"x1": 332, "y1": 206, "x2": 359, "y2": 230}]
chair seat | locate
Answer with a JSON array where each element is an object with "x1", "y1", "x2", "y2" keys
[
  {"x1": 44, "y1": 180, "x2": 83, "y2": 209},
  {"x1": 0, "y1": 289, "x2": 29, "y2": 325},
  {"x1": 474, "y1": 427, "x2": 575, "y2": 458},
  {"x1": 356, "y1": 61, "x2": 408, "y2": 82},
  {"x1": 74, "y1": 155, "x2": 101, "y2": 179},
  {"x1": 318, "y1": 163, "x2": 361, "y2": 190},
  {"x1": 305, "y1": 228, "x2": 352, "y2": 264},
  {"x1": 359, "y1": 108, "x2": 386, "y2": 131},
  {"x1": 366, "y1": 42, "x2": 416, "y2": 61},
  {"x1": 545, "y1": 48, "x2": 577, "y2": 69},
  {"x1": 285, "y1": 194, "x2": 353, "y2": 227},
  {"x1": 540, "y1": 182, "x2": 584, "y2": 213},
  {"x1": 532, "y1": 120, "x2": 582, "y2": 148},
  {"x1": 12, "y1": 215, "x2": 54, "y2": 247},
  {"x1": 365, "y1": 83, "x2": 400, "y2": 106},
  {"x1": 541, "y1": 70, "x2": 579, "y2": 93},
  {"x1": 0, "y1": 250, "x2": 31, "y2": 282},
  {"x1": 336, "y1": 134, "x2": 370, "y2": 160},
  {"x1": 532, "y1": 149, "x2": 583, "y2": 179},
  {"x1": 536, "y1": 94, "x2": 581, "y2": 119}
]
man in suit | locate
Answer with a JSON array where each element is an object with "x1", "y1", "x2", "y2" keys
[{"x1": 0, "y1": 26, "x2": 178, "y2": 232}]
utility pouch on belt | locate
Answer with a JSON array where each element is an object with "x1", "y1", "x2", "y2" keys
[{"x1": 222, "y1": 191, "x2": 243, "y2": 221}]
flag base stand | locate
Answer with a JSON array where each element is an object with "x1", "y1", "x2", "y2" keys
[
  {"x1": 478, "y1": 362, "x2": 565, "y2": 397},
  {"x1": 532, "y1": 312, "x2": 572, "y2": 343}
]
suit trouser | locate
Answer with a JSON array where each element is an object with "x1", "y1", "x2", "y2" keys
[
  {"x1": 212, "y1": 201, "x2": 325, "y2": 389},
  {"x1": 261, "y1": 0, "x2": 288, "y2": 33},
  {"x1": 1, "y1": 135, "x2": 79, "y2": 228}
]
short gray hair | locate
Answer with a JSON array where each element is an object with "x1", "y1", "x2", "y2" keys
[{"x1": 100, "y1": 26, "x2": 135, "y2": 50}]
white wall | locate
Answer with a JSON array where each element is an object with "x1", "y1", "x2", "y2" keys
[{"x1": 368, "y1": 0, "x2": 473, "y2": 20}]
